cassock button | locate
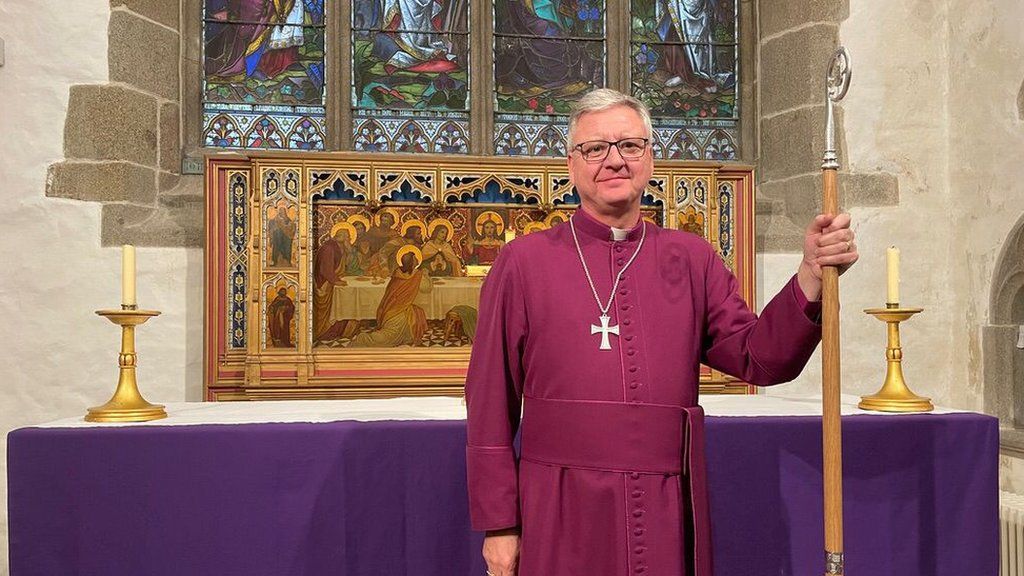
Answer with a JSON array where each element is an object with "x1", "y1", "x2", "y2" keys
[
  {"x1": 632, "y1": 509, "x2": 644, "y2": 518},
  {"x1": 627, "y1": 348, "x2": 636, "y2": 356},
  {"x1": 634, "y1": 546, "x2": 646, "y2": 555},
  {"x1": 621, "y1": 304, "x2": 630, "y2": 311},
  {"x1": 629, "y1": 366, "x2": 638, "y2": 372},
  {"x1": 630, "y1": 472, "x2": 640, "y2": 479},
  {"x1": 620, "y1": 289, "x2": 628, "y2": 296},
  {"x1": 616, "y1": 258, "x2": 625, "y2": 266},
  {"x1": 632, "y1": 489, "x2": 643, "y2": 498},
  {"x1": 629, "y1": 382, "x2": 638, "y2": 389},
  {"x1": 615, "y1": 245, "x2": 624, "y2": 253},
  {"x1": 623, "y1": 319, "x2": 632, "y2": 326},
  {"x1": 635, "y1": 565, "x2": 647, "y2": 573},
  {"x1": 625, "y1": 335, "x2": 634, "y2": 341},
  {"x1": 633, "y1": 527, "x2": 645, "y2": 536}
]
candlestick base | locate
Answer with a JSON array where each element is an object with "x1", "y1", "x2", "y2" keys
[
  {"x1": 86, "y1": 309, "x2": 167, "y2": 423},
  {"x1": 859, "y1": 307, "x2": 933, "y2": 413}
]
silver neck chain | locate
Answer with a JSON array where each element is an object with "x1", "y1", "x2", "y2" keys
[{"x1": 569, "y1": 215, "x2": 647, "y2": 316}]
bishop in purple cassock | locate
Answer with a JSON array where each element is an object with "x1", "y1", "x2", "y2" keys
[{"x1": 465, "y1": 89, "x2": 859, "y2": 576}]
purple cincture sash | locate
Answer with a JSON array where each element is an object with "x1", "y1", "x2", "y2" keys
[{"x1": 521, "y1": 396, "x2": 713, "y2": 576}]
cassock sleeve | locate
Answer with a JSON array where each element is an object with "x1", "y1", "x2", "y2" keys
[
  {"x1": 465, "y1": 243, "x2": 527, "y2": 532},
  {"x1": 700, "y1": 244, "x2": 822, "y2": 386}
]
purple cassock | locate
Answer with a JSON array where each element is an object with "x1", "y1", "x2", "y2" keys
[{"x1": 465, "y1": 208, "x2": 824, "y2": 576}]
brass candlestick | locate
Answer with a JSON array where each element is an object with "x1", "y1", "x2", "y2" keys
[
  {"x1": 859, "y1": 305, "x2": 933, "y2": 412},
  {"x1": 86, "y1": 306, "x2": 167, "y2": 422}
]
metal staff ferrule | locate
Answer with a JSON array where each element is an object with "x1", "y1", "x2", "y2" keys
[
  {"x1": 825, "y1": 550, "x2": 845, "y2": 575},
  {"x1": 823, "y1": 47, "x2": 852, "y2": 170}
]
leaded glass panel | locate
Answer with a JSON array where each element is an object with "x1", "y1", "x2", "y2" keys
[
  {"x1": 493, "y1": 0, "x2": 607, "y2": 156},
  {"x1": 203, "y1": 0, "x2": 327, "y2": 150},
  {"x1": 351, "y1": 0, "x2": 471, "y2": 153},
  {"x1": 630, "y1": 0, "x2": 738, "y2": 160}
]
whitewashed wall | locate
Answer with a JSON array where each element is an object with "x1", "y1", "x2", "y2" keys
[{"x1": 0, "y1": 2, "x2": 203, "y2": 573}]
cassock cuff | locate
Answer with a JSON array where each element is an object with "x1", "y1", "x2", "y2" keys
[
  {"x1": 788, "y1": 274, "x2": 823, "y2": 324},
  {"x1": 466, "y1": 445, "x2": 521, "y2": 532}
]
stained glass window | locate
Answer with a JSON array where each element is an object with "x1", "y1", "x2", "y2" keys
[
  {"x1": 203, "y1": 0, "x2": 327, "y2": 150},
  {"x1": 630, "y1": 0, "x2": 738, "y2": 160},
  {"x1": 492, "y1": 0, "x2": 606, "y2": 156},
  {"x1": 351, "y1": 0, "x2": 471, "y2": 154},
  {"x1": 200, "y1": 1, "x2": 743, "y2": 158}
]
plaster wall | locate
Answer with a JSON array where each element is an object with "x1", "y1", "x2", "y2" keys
[
  {"x1": 759, "y1": 0, "x2": 964, "y2": 407},
  {"x1": 948, "y1": 0, "x2": 1024, "y2": 402},
  {"x1": 0, "y1": 2, "x2": 203, "y2": 572},
  {"x1": 758, "y1": 0, "x2": 1024, "y2": 488},
  {"x1": 948, "y1": 0, "x2": 1024, "y2": 486}
]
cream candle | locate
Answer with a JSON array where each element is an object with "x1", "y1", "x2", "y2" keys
[{"x1": 886, "y1": 246, "x2": 900, "y2": 305}]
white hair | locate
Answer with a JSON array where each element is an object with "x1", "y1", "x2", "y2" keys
[{"x1": 566, "y1": 88, "x2": 654, "y2": 151}]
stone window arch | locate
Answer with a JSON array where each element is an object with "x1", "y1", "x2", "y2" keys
[{"x1": 983, "y1": 212, "x2": 1024, "y2": 451}]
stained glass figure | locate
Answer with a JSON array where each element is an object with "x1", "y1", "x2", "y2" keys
[
  {"x1": 203, "y1": 0, "x2": 327, "y2": 150},
  {"x1": 351, "y1": 0, "x2": 471, "y2": 154},
  {"x1": 630, "y1": 0, "x2": 738, "y2": 160},
  {"x1": 493, "y1": 0, "x2": 606, "y2": 156}
]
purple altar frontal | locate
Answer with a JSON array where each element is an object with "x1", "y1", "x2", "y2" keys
[{"x1": 7, "y1": 402, "x2": 998, "y2": 576}]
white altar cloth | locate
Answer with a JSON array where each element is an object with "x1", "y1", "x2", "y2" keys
[{"x1": 31, "y1": 393, "x2": 965, "y2": 429}]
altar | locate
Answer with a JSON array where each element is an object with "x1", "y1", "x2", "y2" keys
[{"x1": 6, "y1": 395, "x2": 998, "y2": 576}]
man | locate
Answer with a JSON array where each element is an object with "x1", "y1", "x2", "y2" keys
[
  {"x1": 494, "y1": 0, "x2": 601, "y2": 104},
  {"x1": 376, "y1": 0, "x2": 459, "y2": 74},
  {"x1": 205, "y1": 0, "x2": 311, "y2": 83},
  {"x1": 655, "y1": 0, "x2": 729, "y2": 91},
  {"x1": 267, "y1": 286, "x2": 295, "y2": 347},
  {"x1": 465, "y1": 88, "x2": 858, "y2": 576},
  {"x1": 348, "y1": 245, "x2": 432, "y2": 348},
  {"x1": 312, "y1": 223, "x2": 355, "y2": 342},
  {"x1": 463, "y1": 214, "x2": 506, "y2": 266},
  {"x1": 373, "y1": 220, "x2": 427, "y2": 277},
  {"x1": 269, "y1": 200, "x2": 295, "y2": 267},
  {"x1": 365, "y1": 209, "x2": 402, "y2": 255},
  {"x1": 422, "y1": 219, "x2": 464, "y2": 277}
]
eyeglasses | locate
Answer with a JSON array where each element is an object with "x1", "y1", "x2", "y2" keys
[{"x1": 572, "y1": 138, "x2": 650, "y2": 162}]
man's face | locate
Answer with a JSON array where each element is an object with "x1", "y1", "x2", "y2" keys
[
  {"x1": 401, "y1": 252, "x2": 417, "y2": 271},
  {"x1": 567, "y1": 105, "x2": 653, "y2": 216},
  {"x1": 380, "y1": 214, "x2": 395, "y2": 228},
  {"x1": 482, "y1": 221, "x2": 497, "y2": 238},
  {"x1": 432, "y1": 228, "x2": 448, "y2": 242},
  {"x1": 406, "y1": 227, "x2": 423, "y2": 243}
]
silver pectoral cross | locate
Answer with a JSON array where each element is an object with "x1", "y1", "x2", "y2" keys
[{"x1": 591, "y1": 314, "x2": 620, "y2": 350}]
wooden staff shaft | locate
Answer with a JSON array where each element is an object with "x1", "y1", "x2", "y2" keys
[{"x1": 821, "y1": 167, "x2": 844, "y2": 574}]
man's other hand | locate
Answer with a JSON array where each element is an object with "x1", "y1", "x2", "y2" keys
[{"x1": 483, "y1": 528, "x2": 521, "y2": 576}]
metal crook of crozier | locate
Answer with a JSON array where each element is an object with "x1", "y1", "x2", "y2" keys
[{"x1": 823, "y1": 47, "x2": 853, "y2": 170}]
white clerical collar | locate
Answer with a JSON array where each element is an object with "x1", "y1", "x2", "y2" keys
[{"x1": 610, "y1": 227, "x2": 629, "y2": 241}]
